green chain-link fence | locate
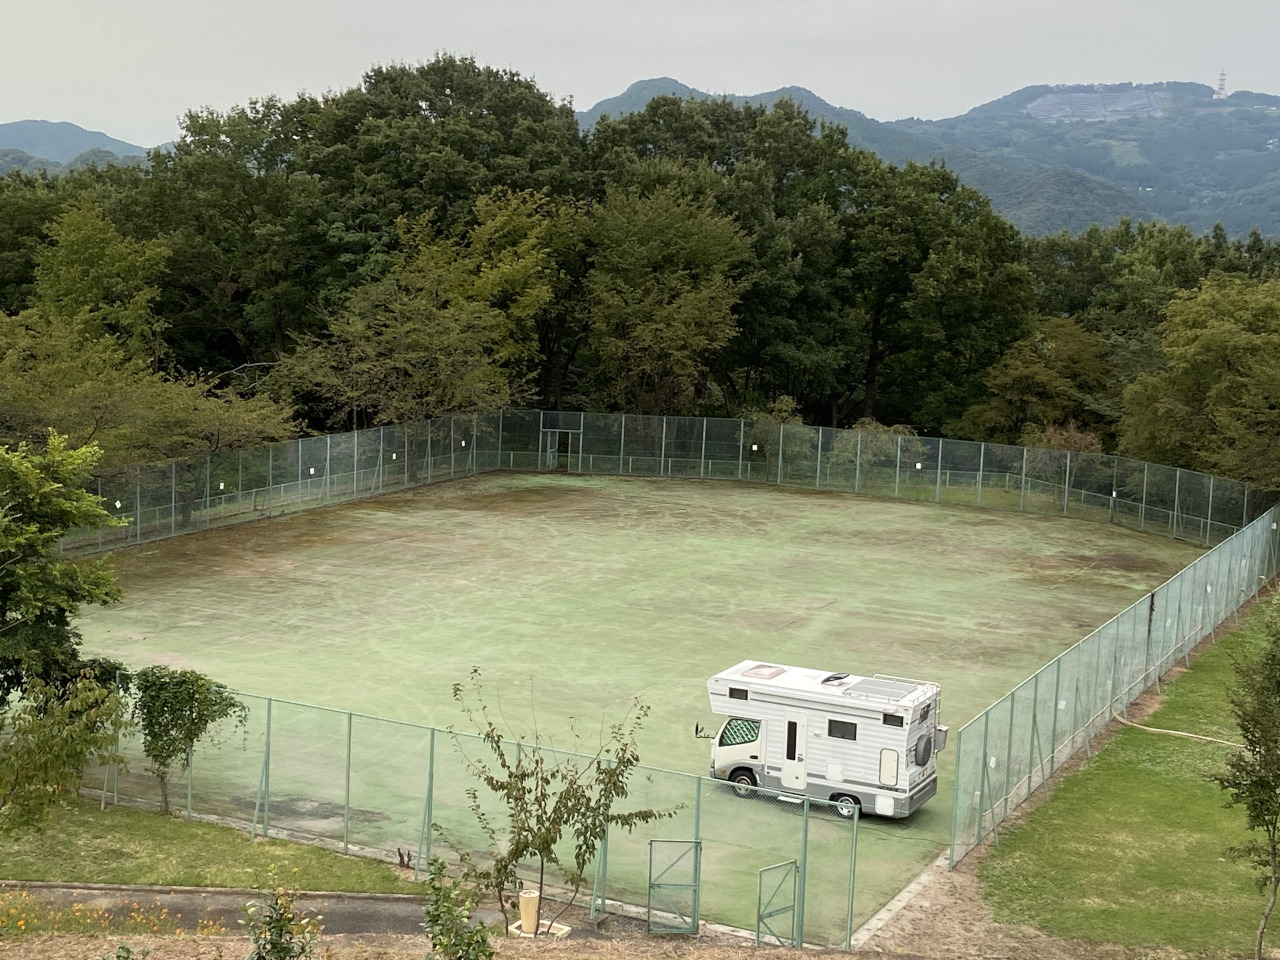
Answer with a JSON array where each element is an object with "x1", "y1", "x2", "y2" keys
[
  {"x1": 948, "y1": 501, "x2": 1280, "y2": 866},
  {"x1": 89, "y1": 699, "x2": 860, "y2": 947},
  {"x1": 63, "y1": 409, "x2": 1277, "y2": 555}
]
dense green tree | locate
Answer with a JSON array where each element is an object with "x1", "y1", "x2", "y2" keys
[
  {"x1": 954, "y1": 316, "x2": 1109, "y2": 443},
  {"x1": 0, "y1": 433, "x2": 121, "y2": 699},
  {"x1": 583, "y1": 185, "x2": 749, "y2": 414},
  {"x1": 273, "y1": 195, "x2": 553, "y2": 426},
  {"x1": 0, "y1": 675, "x2": 126, "y2": 831},
  {"x1": 1120, "y1": 277, "x2": 1280, "y2": 486},
  {"x1": 1212, "y1": 601, "x2": 1280, "y2": 960}
]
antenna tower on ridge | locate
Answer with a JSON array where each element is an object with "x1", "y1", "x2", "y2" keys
[{"x1": 1214, "y1": 70, "x2": 1228, "y2": 100}]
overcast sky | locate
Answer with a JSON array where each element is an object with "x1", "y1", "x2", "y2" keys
[{"x1": 3, "y1": 0, "x2": 1277, "y2": 147}]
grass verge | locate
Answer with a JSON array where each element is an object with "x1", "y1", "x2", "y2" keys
[
  {"x1": 979, "y1": 593, "x2": 1277, "y2": 955},
  {"x1": 0, "y1": 797, "x2": 418, "y2": 894}
]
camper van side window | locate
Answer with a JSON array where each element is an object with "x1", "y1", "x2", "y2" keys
[
  {"x1": 921, "y1": 703, "x2": 931, "y2": 722},
  {"x1": 882, "y1": 714, "x2": 904, "y2": 727},
  {"x1": 828, "y1": 719, "x2": 858, "y2": 741},
  {"x1": 786, "y1": 721, "x2": 798, "y2": 761},
  {"x1": 729, "y1": 687, "x2": 749, "y2": 701},
  {"x1": 718, "y1": 719, "x2": 760, "y2": 747}
]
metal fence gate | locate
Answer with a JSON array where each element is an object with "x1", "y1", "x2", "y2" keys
[
  {"x1": 648, "y1": 839, "x2": 701, "y2": 934},
  {"x1": 756, "y1": 859, "x2": 798, "y2": 946}
]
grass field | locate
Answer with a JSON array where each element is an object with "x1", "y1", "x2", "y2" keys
[
  {"x1": 980, "y1": 593, "x2": 1278, "y2": 955},
  {"x1": 76, "y1": 472, "x2": 1203, "y2": 940},
  {"x1": 1, "y1": 799, "x2": 414, "y2": 893}
]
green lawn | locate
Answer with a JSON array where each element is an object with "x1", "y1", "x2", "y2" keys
[
  {"x1": 0, "y1": 798, "x2": 417, "y2": 893},
  {"x1": 980, "y1": 593, "x2": 1278, "y2": 955}
]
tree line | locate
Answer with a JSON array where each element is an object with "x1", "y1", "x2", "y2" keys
[{"x1": 2, "y1": 55, "x2": 1278, "y2": 486}]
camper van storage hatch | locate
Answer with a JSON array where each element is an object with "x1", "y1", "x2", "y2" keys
[{"x1": 846, "y1": 677, "x2": 915, "y2": 700}]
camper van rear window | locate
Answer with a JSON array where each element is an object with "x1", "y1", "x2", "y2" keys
[
  {"x1": 729, "y1": 687, "x2": 749, "y2": 701},
  {"x1": 828, "y1": 719, "x2": 858, "y2": 741},
  {"x1": 719, "y1": 719, "x2": 760, "y2": 746},
  {"x1": 921, "y1": 703, "x2": 931, "y2": 721},
  {"x1": 882, "y1": 714, "x2": 904, "y2": 727}
]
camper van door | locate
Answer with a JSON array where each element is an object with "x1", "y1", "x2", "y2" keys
[{"x1": 781, "y1": 711, "x2": 807, "y2": 789}]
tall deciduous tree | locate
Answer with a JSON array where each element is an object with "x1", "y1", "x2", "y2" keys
[
  {"x1": 1212, "y1": 602, "x2": 1280, "y2": 960},
  {"x1": 1121, "y1": 277, "x2": 1280, "y2": 487},
  {"x1": 584, "y1": 184, "x2": 749, "y2": 414},
  {"x1": 0, "y1": 433, "x2": 121, "y2": 699}
]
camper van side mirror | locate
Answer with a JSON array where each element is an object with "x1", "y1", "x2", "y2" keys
[{"x1": 934, "y1": 725, "x2": 949, "y2": 753}]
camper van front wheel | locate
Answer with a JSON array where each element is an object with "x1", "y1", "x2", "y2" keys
[
  {"x1": 832, "y1": 794, "x2": 860, "y2": 820},
  {"x1": 730, "y1": 769, "x2": 757, "y2": 798}
]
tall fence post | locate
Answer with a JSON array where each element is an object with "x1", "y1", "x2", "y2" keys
[
  {"x1": 134, "y1": 472, "x2": 142, "y2": 543},
  {"x1": 700, "y1": 417, "x2": 708, "y2": 479},
  {"x1": 619, "y1": 414, "x2": 626, "y2": 475},
  {"x1": 1061, "y1": 452, "x2": 1071, "y2": 514},
  {"x1": 414, "y1": 728, "x2": 436, "y2": 882},
  {"x1": 736, "y1": 420, "x2": 744, "y2": 480},
  {"x1": 1205, "y1": 476, "x2": 1215, "y2": 547},
  {"x1": 1019, "y1": 446, "x2": 1027, "y2": 512},
  {"x1": 325, "y1": 434, "x2": 332, "y2": 502},
  {"x1": 815, "y1": 427, "x2": 822, "y2": 489},
  {"x1": 353, "y1": 427, "x2": 359, "y2": 496},
  {"x1": 894, "y1": 435, "x2": 902, "y2": 497},
  {"x1": 935, "y1": 439, "x2": 943, "y2": 502},
  {"x1": 343, "y1": 712, "x2": 353, "y2": 855},
  {"x1": 776, "y1": 422, "x2": 784, "y2": 485},
  {"x1": 1049, "y1": 659, "x2": 1062, "y2": 777},
  {"x1": 661, "y1": 417, "x2": 668, "y2": 477},
  {"x1": 796, "y1": 797, "x2": 809, "y2": 946},
  {"x1": 1140, "y1": 463, "x2": 1148, "y2": 530},
  {"x1": 450, "y1": 419, "x2": 456, "y2": 477},
  {"x1": 976, "y1": 443, "x2": 985, "y2": 506},
  {"x1": 185, "y1": 745, "x2": 193, "y2": 820},
  {"x1": 844, "y1": 807, "x2": 858, "y2": 950},
  {"x1": 170, "y1": 461, "x2": 177, "y2": 535},
  {"x1": 1171, "y1": 469, "x2": 1181, "y2": 537},
  {"x1": 854, "y1": 432, "x2": 862, "y2": 493}
]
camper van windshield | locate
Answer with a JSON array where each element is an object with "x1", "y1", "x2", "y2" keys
[{"x1": 719, "y1": 719, "x2": 760, "y2": 747}]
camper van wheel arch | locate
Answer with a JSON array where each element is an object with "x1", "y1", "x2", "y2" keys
[
  {"x1": 831, "y1": 794, "x2": 860, "y2": 820},
  {"x1": 729, "y1": 769, "x2": 756, "y2": 798}
]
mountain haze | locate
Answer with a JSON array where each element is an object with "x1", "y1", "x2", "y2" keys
[{"x1": 0, "y1": 120, "x2": 147, "y2": 164}]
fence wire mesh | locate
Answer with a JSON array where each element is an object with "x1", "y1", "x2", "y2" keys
[
  {"x1": 948, "y1": 503, "x2": 1280, "y2": 866},
  {"x1": 64, "y1": 410, "x2": 1274, "y2": 555},
  {"x1": 88, "y1": 706, "x2": 860, "y2": 947},
  {"x1": 65, "y1": 409, "x2": 1280, "y2": 931}
]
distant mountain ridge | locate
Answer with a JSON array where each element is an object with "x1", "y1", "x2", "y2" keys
[
  {"x1": 578, "y1": 79, "x2": 1280, "y2": 236},
  {"x1": 0, "y1": 119, "x2": 147, "y2": 164},
  {"x1": 0, "y1": 120, "x2": 157, "y2": 178}
]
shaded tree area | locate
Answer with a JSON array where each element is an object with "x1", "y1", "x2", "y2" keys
[{"x1": 1, "y1": 54, "x2": 1277, "y2": 487}]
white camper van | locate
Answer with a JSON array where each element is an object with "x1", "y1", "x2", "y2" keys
[{"x1": 705, "y1": 661, "x2": 947, "y2": 818}]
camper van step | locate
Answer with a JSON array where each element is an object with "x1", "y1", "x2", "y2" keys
[{"x1": 777, "y1": 794, "x2": 805, "y2": 805}]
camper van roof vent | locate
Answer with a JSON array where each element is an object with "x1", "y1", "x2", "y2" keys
[
  {"x1": 742, "y1": 663, "x2": 786, "y2": 680},
  {"x1": 845, "y1": 677, "x2": 916, "y2": 701},
  {"x1": 821, "y1": 673, "x2": 850, "y2": 684}
]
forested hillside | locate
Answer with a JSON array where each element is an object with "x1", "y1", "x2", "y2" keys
[
  {"x1": 2, "y1": 56, "x2": 1279, "y2": 491},
  {"x1": 581, "y1": 79, "x2": 1280, "y2": 237}
]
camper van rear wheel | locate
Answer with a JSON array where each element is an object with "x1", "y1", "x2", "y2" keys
[
  {"x1": 729, "y1": 769, "x2": 756, "y2": 798},
  {"x1": 832, "y1": 794, "x2": 860, "y2": 820}
]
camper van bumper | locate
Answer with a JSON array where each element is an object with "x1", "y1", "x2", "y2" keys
[{"x1": 906, "y1": 775, "x2": 938, "y2": 814}]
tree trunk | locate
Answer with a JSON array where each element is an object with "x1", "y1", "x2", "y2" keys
[
  {"x1": 158, "y1": 772, "x2": 170, "y2": 814},
  {"x1": 1256, "y1": 849, "x2": 1278, "y2": 960}
]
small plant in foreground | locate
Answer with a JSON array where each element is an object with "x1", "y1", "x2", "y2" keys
[
  {"x1": 422, "y1": 858, "x2": 493, "y2": 960},
  {"x1": 240, "y1": 865, "x2": 322, "y2": 960},
  {"x1": 104, "y1": 944, "x2": 150, "y2": 960}
]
